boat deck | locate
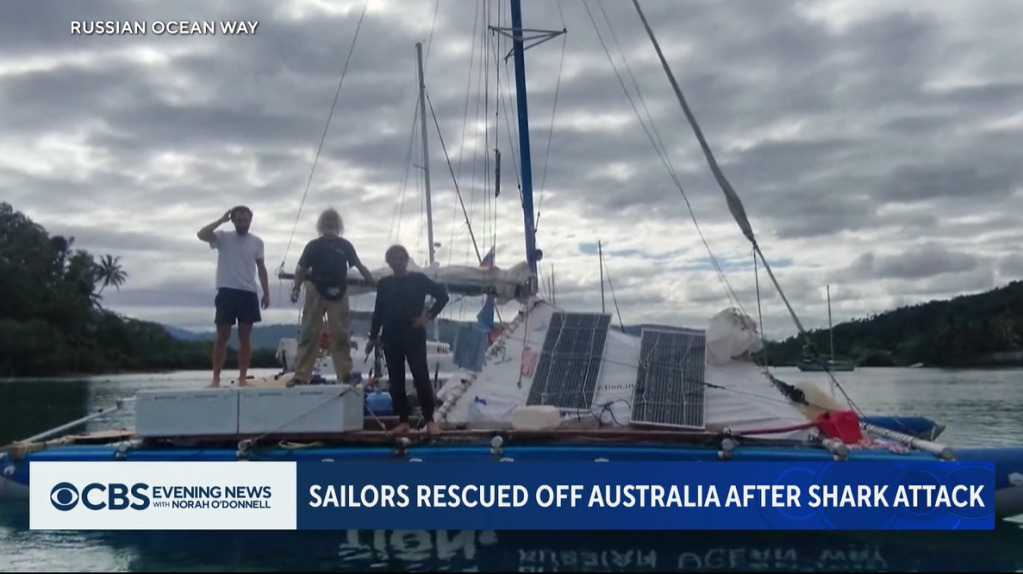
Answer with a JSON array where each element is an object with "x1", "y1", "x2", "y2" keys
[{"x1": 3, "y1": 419, "x2": 940, "y2": 464}]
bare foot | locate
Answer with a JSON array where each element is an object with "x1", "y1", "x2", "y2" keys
[
  {"x1": 392, "y1": 422, "x2": 411, "y2": 435},
  {"x1": 206, "y1": 381, "x2": 221, "y2": 389},
  {"x1": 236, "y1": 380, "x2": 254, "y2": 387},
  {"x1": 425, "y1": 421, "x2": 442, "y2": 436}
]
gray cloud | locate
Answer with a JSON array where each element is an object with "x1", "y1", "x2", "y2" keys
[
  {"x1": 4, "y1": 0, "x2": 1023, "y2": 339},
  {"x1": 841, "y1": 244, "x2": 981, "y2": 281}
]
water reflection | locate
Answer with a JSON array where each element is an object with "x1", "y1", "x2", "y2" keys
[
  {"x1": 0, "y1": 379, "x2": 89, "y2": 445},
  {"x1": 0, "y1": 503, "x2": 1021, "y2": 572}
]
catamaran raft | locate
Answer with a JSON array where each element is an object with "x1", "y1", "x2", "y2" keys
[{"x1": 3, "y1": 0, "x2": 1022, "y2": 522}]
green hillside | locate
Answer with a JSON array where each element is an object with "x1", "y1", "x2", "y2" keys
[{"x1": 764, "y1": 281, "x2": 1023, "y2": 368}]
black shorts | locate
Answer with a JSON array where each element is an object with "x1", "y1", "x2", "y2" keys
[{"x1": 214, "y1": 288, "x2": 262, "y2": 326}]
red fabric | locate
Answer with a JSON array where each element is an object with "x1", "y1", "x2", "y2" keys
[{"x1": 815, "y1": 410, "x2": 863, "y2": 444}]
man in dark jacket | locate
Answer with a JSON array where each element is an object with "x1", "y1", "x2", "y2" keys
[{"x1": 366, "y1": 244, "x2": 449, "y2": 435}]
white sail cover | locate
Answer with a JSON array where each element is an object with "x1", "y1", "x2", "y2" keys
[
  {"x1": 348, "y1": 260, "x2": 533, "y2": 305},
  {"x1": 437, "y1": 300, "x2": 816, "y2": 441}
]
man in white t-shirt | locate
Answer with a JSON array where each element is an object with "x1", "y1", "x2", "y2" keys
[{"x1": 196, "y1": 206, "x2": 270, "y2": 387}]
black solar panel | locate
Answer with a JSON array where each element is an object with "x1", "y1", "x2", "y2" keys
[
  {"x1": 526, "y1": 312, "x2": 612, "y2": 411},
  {"x1": 630, "y1": 328, "x2": 707, "y2": 429}
]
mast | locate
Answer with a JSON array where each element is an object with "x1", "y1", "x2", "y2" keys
[
  {"x1": 415, "y1": 41, "x2": 436, "y2": 266},
  {"x1": 827, "y1": 284, "x2": 834, "y2": 361},
  {"x1": 494, "y1": 0, "x2": 564, "y2": 295},
  {"x1": 598, "y1": 240, "x2": 606, "y2": 313},
  {"x1": 416, "y1": 41, "x2": 441, "y2": 342},
  {"x1": 509, "y1": 0, "x2": 537, "y2": 287}
]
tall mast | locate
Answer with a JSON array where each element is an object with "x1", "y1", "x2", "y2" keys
[
  {"x1": 497, "y1": 0, "x2": 565, "y2": 295},
  {"x1": 598, "y1": 240, "x2": 606, "y2": 313},
  {"x1": 415, "y1": 41, "x2": 436, "y2": 266},
  {"x1": 509, "y1": 0, "x2": 537, "y2": 286}
]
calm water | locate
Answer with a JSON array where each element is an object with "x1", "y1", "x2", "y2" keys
[{"x1": 1, "y1": 367, "x2": 1022, "y2": 572}]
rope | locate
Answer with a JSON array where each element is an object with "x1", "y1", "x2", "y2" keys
[
  {"x1": 629, "y1": 0, "x2": 862, "y2": 415},
  {"x1": 581, "y1": 0, "x2": 747, "y2": 317},
  {"x1": 753, "y1": 248, "x2": 768, "y2": 366},
  {"x1": 388, "y1": 100, "x2": 420, "y2": 246},
  {"x1": 600, "y1": 250, "x2": 626, "y2": 332},
  {"x1": 447, "y1": 0, "x2": 483, "y2": 267},
  {"x1": 425, "y1": 90, "x2": 484, "y2": 265},
  {"x1": 534, "y1": 0, "x2": 568, "y2": 233},
  {"x1": 280, "y1": 0, "x2": 370, "y2": 268}
]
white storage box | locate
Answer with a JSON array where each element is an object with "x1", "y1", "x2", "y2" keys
[
  {"x1": 512, "y1": 405, "x2": 562, "y2": 431},
  {"x1": 238, "y1": 386, "x2": 364, "y2": 435},
  {"x1": 134, "y1": 389, "x2": 240, "y2": 438}
]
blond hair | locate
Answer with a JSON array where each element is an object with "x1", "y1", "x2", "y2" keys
[{"x1": 316, "y1": 208, "x2": 343, "y2": 236}]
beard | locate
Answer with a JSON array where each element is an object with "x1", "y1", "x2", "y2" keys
[{"x1": 234, "y1": 224, "x2": 250, "y2": 235}]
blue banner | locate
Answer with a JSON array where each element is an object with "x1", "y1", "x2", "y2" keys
[{"x1": 297, "y1": 461, "x2": 995, "y2": 531}]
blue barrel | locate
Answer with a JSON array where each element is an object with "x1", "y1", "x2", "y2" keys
[{"x1": 364, "y1": 389, "x2": 394, "y2": 417}]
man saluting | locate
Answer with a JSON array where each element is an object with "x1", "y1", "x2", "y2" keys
[
  {"x1": 196, "y1": 206, "x2": 270, "y2": 388},
  {"x1": 366, "y1": 245, "x2": 449, "y2": 435}
]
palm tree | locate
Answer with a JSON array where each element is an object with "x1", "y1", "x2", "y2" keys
[{"x1": 95, "y1": 254, "x2": 128, "y2": 297}]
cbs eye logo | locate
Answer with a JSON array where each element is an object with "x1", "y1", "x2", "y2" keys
[{"x1": 50, "y1": 482, "x2": 80, "y2": 511}]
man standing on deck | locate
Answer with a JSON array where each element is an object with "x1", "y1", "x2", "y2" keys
[
  {"x1": 366, "y1": 245, "x2": 449, "y2": 435},
  {"x1": 196, "y1": 206, "x2": 270, "y2": 388},
  {"x1": 289, "y1": 208, "x2": 376, "y2": 386}
]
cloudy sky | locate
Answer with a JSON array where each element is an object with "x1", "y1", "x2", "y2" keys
[{"x1": 4, "y1": 0, "x2": 1023, "y2": 339}]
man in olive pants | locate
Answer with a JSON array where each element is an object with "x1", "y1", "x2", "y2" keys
[{"x1": 289, "y1": 208, "x2": 375, "y2": 384}]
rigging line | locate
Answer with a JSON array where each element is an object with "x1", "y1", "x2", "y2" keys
[
  {"x1": 483, "y1": 0, "x2": 492, "y2": 256},
  {"x1": 601, "y1": 249, "x2": 627, "y2": 332},
  {"x1": 584, "y1": 0, "x2": 741, "y2": 313},
  {"x1": 422, "y1": 0, "x2": 442, "y2": 71},
  {"x1": 490, "y1": 29, "x2": 522, "y2": 189},
  {"x1": 281, "y1": 0, "x2": 370, "y2": 267},
  {"x1": 448, "y1": 0, "x2": 482, "y2": 266},
  {"x1": 390, "y1": 98, "x2": 421, "y2": 245},
  {"x1": 534, "y1": 0, "x2": 568, "y2": 232},
  {"x1": 464, "y1": 6, "x2": 489, "y2": 268},
  {"x1": 753, "y1": 247, "x2": 768, "y2": 367},
  {"x1": 397, "y1": 99, "x2": 421, "y2": 244},
  {"x1": 582, "y1": 0, "x2": 746, "y2": 316},
  {"x1": 630, "y1": 0, "x2": 861, "y2": 415},
  {"x1": 426, "y1": 89, "x2": 484, "y2": 264},
  {"x1": 491, "y1": 0, "x2": 502, "y2": 252}
]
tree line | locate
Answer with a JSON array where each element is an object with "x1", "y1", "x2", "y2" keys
[
  {"x1": 761, "y1": 280, "x2": 1023, "y2": 368},
  {"x1": 0, "y1": 203, "x2": 278, "y2": 377}
]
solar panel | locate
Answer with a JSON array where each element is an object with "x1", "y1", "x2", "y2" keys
[
  {"x1": 630, "y1": 328, "x2": 707, "y2": 430},
  {"x1": 526, "y1": 312, "x2": 612, "y2": 411}
]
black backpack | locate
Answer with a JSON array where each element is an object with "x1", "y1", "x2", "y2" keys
[{"x1": 312, "y1": 237, "x2": 351, "y2": 300}]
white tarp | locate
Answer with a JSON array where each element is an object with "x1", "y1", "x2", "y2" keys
[{"x1": 437, "y1": 300, "x2": 815, "y2": 441}]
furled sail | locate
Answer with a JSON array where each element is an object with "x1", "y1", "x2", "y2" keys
[{"x1": 278, "y1": 260, "x2": 534, "y2": 305}]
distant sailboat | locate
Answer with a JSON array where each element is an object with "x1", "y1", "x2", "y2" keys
[{"x1": 798, "y1": 284, "x2": 856, "y2": 372}]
